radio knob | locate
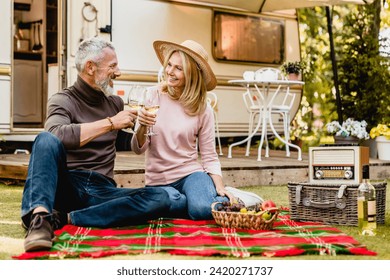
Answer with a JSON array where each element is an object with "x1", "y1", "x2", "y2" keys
[
  {"x1": 344, "y1": 170, "x2": 353, "y2": 179},
  {"x1": 315, "y1": 170, "x2": 323, "y2": 179}
]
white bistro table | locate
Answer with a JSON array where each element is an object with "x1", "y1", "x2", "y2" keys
[{"x1": 227, "y1": 79, "x2": 305, "y2": 161}]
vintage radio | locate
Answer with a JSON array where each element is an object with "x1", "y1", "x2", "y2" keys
[{"x1": 309, "y1": 145, "x2": 369, "y2": 184}]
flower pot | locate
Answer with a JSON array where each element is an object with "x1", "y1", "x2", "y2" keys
[
  {"x1": 287, "y1": 73, "x2": 300, "y2": 81},
  {"x1": 376, "y1": 136, "x2": 390, "y2": 161},
  {"x1": 291, "y1": 138, "x2": 303, "y2": 148},
  {"x1": 334, "y1": 135, "x2": 360, "y2": 145}
]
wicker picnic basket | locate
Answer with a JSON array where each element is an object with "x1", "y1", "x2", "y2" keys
[
  {"x1": 288, "y1": 181, "x2": 387, "y2": 226},
  {"x1": 211, "y1": 202, "x2": 279, "y2": 230}
]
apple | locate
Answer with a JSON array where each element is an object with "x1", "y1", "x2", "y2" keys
[{"x1": 261, "y1": 200, "x2": 277, "y2": 213}]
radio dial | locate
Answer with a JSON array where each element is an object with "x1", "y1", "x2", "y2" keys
[
  {"x1": 344, "y1": 170, "x2": 353, "y2": 179},
  {"x1": 315, "y1": 170, "x2": 324, "y2": 179}
]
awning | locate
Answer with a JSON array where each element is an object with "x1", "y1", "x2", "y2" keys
[
  {"x1": 171, "y1": 0, "x2": 374, "y2": 13},
  {"x1": 258, "y1": 0, "x2": 373, "y2": 12}
]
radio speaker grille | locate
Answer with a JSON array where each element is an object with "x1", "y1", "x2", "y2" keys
[{"x1": 312, "y1": 150, "x2": 354, "y2": 165}]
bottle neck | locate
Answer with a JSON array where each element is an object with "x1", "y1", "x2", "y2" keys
[
  {"x1": 362, "y1": 165, "x2": 370, "y2": 180},
  {"x1": 362, "y1": 178, "x2": 370, "y2": 185}
]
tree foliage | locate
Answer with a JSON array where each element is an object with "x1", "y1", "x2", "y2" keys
[
  {"x1": 296, "y1": 0, "x2": 390, "y2": 148},
  {"x1": 338, "y1": 1, "x2": 390, "y2": 129},
  {"x1": 293, "y1": 7, "x2": 338, "y2": 148}
]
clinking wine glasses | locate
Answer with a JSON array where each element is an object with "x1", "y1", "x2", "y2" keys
[
  {"x1": 122, "y1": 85, "x2": 146, "y2": 133},
  {"x1": 144, "y1": 89, "x2": 160, "y2": 136}
]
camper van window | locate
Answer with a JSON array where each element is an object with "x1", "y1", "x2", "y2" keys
[{"x1": 213, "y1": 11, "x2": 285, "y2": 64}]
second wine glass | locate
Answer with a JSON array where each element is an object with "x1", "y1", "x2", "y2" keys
[{"x1": 144, "y1": 89, "x2": 160, "y2": 136}]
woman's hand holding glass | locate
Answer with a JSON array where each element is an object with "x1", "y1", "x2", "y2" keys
[
  {"x1": 140, "y1": 90, "x2": 160, "y2": 136},
  {"x1": 122, "y1": 85, "x2": 146, "y2": 133}
]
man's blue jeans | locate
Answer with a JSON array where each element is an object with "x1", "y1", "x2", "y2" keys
[
  {"x1": 21, "y1": 132, "x2": 170, "y2": 228},
  {"x1": 147, "y1": 172, "x2": 229, "y2": 220}
]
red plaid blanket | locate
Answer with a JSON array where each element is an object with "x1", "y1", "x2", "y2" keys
[{"x1": 13, "y1": 213, "x2": 376, "y2": 260}]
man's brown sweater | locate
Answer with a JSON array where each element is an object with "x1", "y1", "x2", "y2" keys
[{"x1": 45, "y1": 76, "x2": 123, "y2": 178}]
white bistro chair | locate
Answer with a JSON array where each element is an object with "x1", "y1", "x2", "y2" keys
[
  {"x1": 254, "y1": 67, "x2": 281, "y2": 81},
  {"x1": 254, "y1": 68, "x2": 294, "y2": 157},
  {"x1": 241, "y1": 85, "x2": 266, "y2": 157},
  {"x1": 229, "y1": 67, "x2": 293, "y2": 158},
  {"x1": 268, "y1": 85, "x2": 296, "y2": 157}
]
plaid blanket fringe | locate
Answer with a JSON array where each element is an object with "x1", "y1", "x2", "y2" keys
[{"x1": 13, "y1": 212, "x2": 376, "y2": 260}]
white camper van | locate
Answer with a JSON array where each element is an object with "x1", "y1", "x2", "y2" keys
[{"x1": 0, "y1": 0, "x2": 304, "y2": 152}]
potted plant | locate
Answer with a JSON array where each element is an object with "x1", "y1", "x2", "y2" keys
[
  {"x1": 325, "y1": 118, "x2": 369, "y2": 144},
  {"x1": 369, "y1": 124, "x2": 390, "y2": 160},
  {"x1": 280, "y1": 61, "x2": 304, "y2": 80}
]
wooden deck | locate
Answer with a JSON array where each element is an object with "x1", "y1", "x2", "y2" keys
[{"x1": 1, "y1": 146, "x2": 389, "y2": 187}]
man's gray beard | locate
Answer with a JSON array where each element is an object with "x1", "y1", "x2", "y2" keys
[{"x1": 96, "y1": 78, "x2": 114, "y2": 96}]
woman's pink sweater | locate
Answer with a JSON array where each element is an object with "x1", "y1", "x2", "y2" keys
[{"x1": 131, "y1": 86, "x2": 222, "y2": 186}]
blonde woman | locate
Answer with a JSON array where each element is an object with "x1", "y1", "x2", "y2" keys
[{"x1": 131, "y1": 40, "x2": 262, "y2": 220}]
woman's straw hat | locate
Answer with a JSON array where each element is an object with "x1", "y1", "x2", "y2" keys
[{"x1": 153, "y1": 40, "x2": 217, "y2": 91}]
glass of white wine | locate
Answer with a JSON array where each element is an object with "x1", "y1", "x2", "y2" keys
[
  {"x1": 144, "y1": 89, "x2": 160, "y2": 136},
  {"x1": 122, "y1": 85, "x2": 146, "y2": 133}
]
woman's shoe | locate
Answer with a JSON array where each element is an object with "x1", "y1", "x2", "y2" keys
[{"x1": 225, "y1": 186, "x2": 264, "y2": 207}]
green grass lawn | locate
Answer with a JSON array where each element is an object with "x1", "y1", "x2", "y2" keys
[{"x1": 1, "y1": 180, "x2": 389, "y2": 260}]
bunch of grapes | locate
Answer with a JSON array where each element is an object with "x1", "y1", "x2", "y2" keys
[
  {"x1": 216, "y1": 201, "x2": 269, "y2": 214},
  {"x1": 254, "y1": 204, "x2": 262, "y2": 212},
  {"x1": 216, "y1": 201, "x2": 245, "y2": 212}
]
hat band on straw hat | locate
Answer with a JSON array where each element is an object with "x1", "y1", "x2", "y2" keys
[{"x1": 153, "y1": 40, "x2": 217, "y2": 91}]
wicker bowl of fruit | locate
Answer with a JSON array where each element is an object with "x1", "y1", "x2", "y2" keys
[{"x1": 211, "y1": 200, "x2": 279, "y2": 230}]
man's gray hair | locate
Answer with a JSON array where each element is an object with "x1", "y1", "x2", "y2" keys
[{"x1": 75, "y1": 37, "x2": 115, "y2": 73}]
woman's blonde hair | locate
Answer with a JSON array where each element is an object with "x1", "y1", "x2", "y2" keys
[{"x1": 161, "y1": 50, "x2": 207, "y2": 116}]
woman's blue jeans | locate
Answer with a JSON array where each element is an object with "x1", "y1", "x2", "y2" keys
[
  {"x1": 21, "y1": 132, "x2": 170, "y2": 228},
  {"x1": 147, "y1": 172, "x2": 228, "y2": 220}
]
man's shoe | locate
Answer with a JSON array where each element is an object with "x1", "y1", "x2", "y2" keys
[
  {"x1": 225, "y1": 186, "x2": 264, "y2": 207},
  {"x1": 51, "y1": 209, "x2": 67, "y2": 230},
  {"x1": 22, "y1": 210, "x2": 67, "y2": 231},
  {"x1": 24, "y1": 213, "x2": 54, "y2": 252}
]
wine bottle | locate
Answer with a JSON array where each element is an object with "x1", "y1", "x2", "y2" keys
[{"x1": 357, "y1": 165, "x2": 376, "y2": 236}]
